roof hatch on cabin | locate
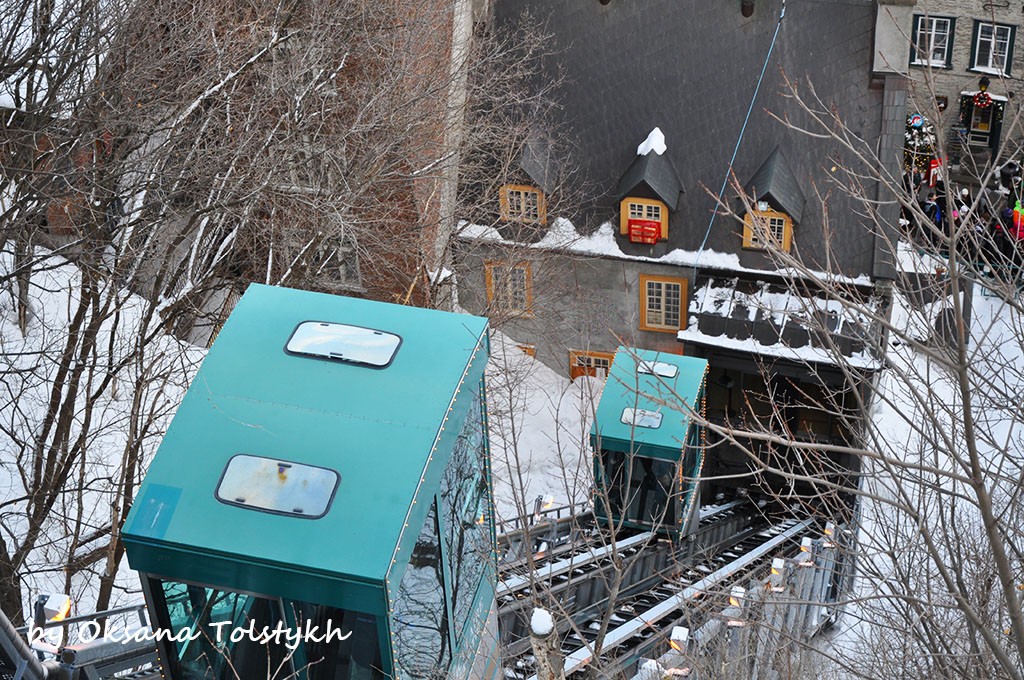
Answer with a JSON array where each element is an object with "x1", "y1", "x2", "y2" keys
[
  {"x1": 616, "y1": 127, "x2": 683, "y2": 244},
  {"x1": 216, "y1": 454, "x2": 340, "y2": 519},
  {"x1": 285, "y1": 320, "x2": 401, "y2": 367}
]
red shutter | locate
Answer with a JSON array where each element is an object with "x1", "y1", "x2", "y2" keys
[{"x1": 628, "y1": 219, "x2": 660, "y2": 244}]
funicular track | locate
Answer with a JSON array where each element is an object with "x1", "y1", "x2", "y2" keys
[
  {"x1": 499, "y1": 516, "x2": 815, "y2": 680},
  {"x1": 495, "y1": 498, "x2": 774, "y2": 661}
]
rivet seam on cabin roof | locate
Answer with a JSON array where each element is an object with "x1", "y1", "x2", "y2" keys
[
  {"x1": 384, "y1": 330, "x2": 487, "y2": 605},
  {"x1": 209, "y1": 393, "x2": 437, "y2": 427}
]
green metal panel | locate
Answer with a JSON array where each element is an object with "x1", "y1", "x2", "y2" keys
[
  {"x1": 124, "y1": 284, "x2": 489, "y2": 618},
  {"x1": 589, "y1": 347, "x2": 708, "y2": 458}
]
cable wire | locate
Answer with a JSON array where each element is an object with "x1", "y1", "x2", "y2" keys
[{"x1": 691, "y1": 0, "x2": 786, "y2": 284}]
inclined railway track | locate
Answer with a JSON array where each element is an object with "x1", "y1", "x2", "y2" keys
[
  {"x1": 494, "y1": 499, "x2": 773, "y2": 659},
  {"x1": 503, "y1": 517, "x2": 814, "y2": 680}
]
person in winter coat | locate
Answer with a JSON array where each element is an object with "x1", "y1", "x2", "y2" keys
[
  {"x1": 921, "y1": 192, "x2": 942, "y2": 247},
  {"x1": 1008, "y1": 200, "x2": 1024, "y2": 269},
  {"x1": 997, "y1": 207, "x2": 1016, "y2": 264}
]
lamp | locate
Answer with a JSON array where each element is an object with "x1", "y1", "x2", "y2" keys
[
  {"x1": 742, "y1": 0, "x2": 755, "y2": 17},
  {"x1": 669, "y1": 626, "x2": 689, "y2": 651},
  {"x1": 979, "y1": 76, "x2": 991, "y2": 93}
]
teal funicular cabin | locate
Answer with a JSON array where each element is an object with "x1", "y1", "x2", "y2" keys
[
  {"x1": 591, "y1": 348, "x2": 709, "y2": 539},
  {"x1": 122, "y1": 284, "x2": 499, "y2": 680}
]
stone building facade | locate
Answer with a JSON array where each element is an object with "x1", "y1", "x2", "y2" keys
[{"x1": 879, "y1": 0, "x2": 1024, "y2": 174}]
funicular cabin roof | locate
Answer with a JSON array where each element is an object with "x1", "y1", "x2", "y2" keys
[
  {"x1": 591, "y1": 348, "x2": 708, "y2": 458},
  {"x1": 123, "y1": 284, "x2": 489, "y2": 614}
]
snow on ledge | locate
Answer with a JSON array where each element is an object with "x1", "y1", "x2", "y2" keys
[
  {"x1": 677, "y1": 326, "x2": 882, "y2": 370},
  {"x1": 637, "y1": 127, "x2": 667, "y2": 156},
  {"x1": 960, "y1": 89, "x2": 1008, "y2": 102},
  {"x1": 458, "y1": 219, "x2": 873, "y2": 286},
  {"x1": 531, "y1": 608, "x2": 554, "y2": 636}
]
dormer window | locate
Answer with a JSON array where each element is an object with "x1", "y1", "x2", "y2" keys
[
  {"x1": 500, "y1": 184, "x2": 546, "y2": 224},
  {"x1": 742, "y1": 147, "x2": 805, "y2": 254},
  {"x1": 615, "y1": 128, "x2": 682, "y2": 245},
  {"x1": 743, "y1": 207, "x2": 792, "y2": 252}
]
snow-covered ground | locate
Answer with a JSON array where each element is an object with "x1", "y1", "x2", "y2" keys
[
  {"x1": 824, "y1": 262, "x2": 1024, "y2": 673},
  {"x1": 484, "y1": 330, "x2": 600, "y2": 523},
  {"x1": 0, "y1": 248, "x2": 204, "y2": 617}
]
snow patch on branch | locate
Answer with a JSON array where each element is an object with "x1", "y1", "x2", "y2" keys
[{"x1": 531, "y1": 608, "x2": 554, "y2": 636}]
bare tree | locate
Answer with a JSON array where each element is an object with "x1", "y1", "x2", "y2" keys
[
  {"x1": 683, "y1": 61, "x2": 1024, "y2": 678},
  {"x1": 0, "y1": 0, "x2": 570, "y2": 626}
]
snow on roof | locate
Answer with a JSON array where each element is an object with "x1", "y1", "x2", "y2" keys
[
  {"x1": 895, "y1": 239, "x2": 949, "y2": 275},
  {"x1": 678, "y1": 325, "x2": 881, "y2": 370},
  {"x1": 637, "y1": 127, "x2": 666, "y2": 156},
  {"x1": 960, "y1": 90, "x2": 1008, "y2": 102},
  {"x1": 458, "y1": 218, "x2": 873, "y2": 287},
  {"x1": 681, "y1": 278, "x2": 882, "y2": 370}
]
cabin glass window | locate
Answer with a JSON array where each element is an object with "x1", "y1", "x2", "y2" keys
[
  {"x1": 392, "y1": 499, "x2": 451, "y2": 676},
  {"x1": 621, "y1": 407, "x2": 664, "y2": 429},
  {"x1": 284, "y1": 601, "x2": 383, "y2": 680},
  {"x1": 439, "y1": 388, "x2": 492, "y2": 644},
  {"x1": 596, "y1": 451, "x2": 679, "y2": 529},
  {"x1": 637, "y1": 361, "x2": 678, "y2": 378},
  {"x1": 156, "y1": 582, "x2": 291, "y2": 680},
  {"x1": 152, "y1": 580, "x2": 385, "y2": 680}
]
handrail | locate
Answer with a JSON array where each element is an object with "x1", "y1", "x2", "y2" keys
[{"x1": 15, "y1": 603, "x2": 148, "y2": 634}]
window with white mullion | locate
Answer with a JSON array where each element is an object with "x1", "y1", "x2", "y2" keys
[
  {"x1": 628, "y1": 202, "x2": 661, "y2": 221},
  {"x1": 914, "y1": 16, "x2": 952, "y2": 67},
  {"x1": 645, "y1": 280, "x2": 681, "y2": 328},
  {"x1": 508, "y1": 189, "x2": 539, "y2": 221},
  {"x1": 506, "y1": 266, "x2": 528, "y2": 311},
  {"x1": 975, "y1": 22, "x2": 1013, "y2": 74}
]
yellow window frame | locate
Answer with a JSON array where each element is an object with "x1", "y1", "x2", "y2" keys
[
  {"x1": 499, "y1": 184, "x2": 547, "y2": 224},
  {"x1": 569, "y1": 349, "x2": 616, "y2": 380},
  {"x1": 517, "y1": 343, "x2": 537, "y2": 357},
  {"x1": 639, "y1": 274, "x2": 687, "y2": 333},
  {"x1": 743, "y1": 209, "x2": 793, "y2": 252},
  {"x1": 484, "y1": 259, "x2": 534, "y2": 316},
  {"x1": 619, "y1": 197, "x2": 668, "y2": 239}
]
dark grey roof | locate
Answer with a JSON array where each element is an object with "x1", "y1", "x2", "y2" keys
[
  {"x1": 519, "y1": 130, "x2": 557, "y2": 194},
  {"x1": 493, "y1": 0, "x2": 886, "y2": 277},
  {"x1": 615, "y1": 151, "x2": 683, "y2": 211},
  {"x1": 743, "y1": 146, "x2": 806, "y2": 224}
]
